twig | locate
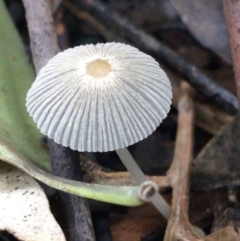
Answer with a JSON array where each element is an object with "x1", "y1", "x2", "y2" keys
[
  {"x1": 72, "y1": 0, "x2": 238, "y2": 114},
  {"x1": 92, "y1": 212, "x2": 112, "y2": 241},
  {"x1": 65, "y1": 2, "x2": 124, "y2": 43},
  {"x1": 22, "y1": 0, "x2": 59, "y2": 71},
  {"x1": 80, "y1": 155, "x2": 170, "y2": 188},
  {"x1": 164, "y1": 82, "x2": 202, "y2": 241},
  {"x1": 87, "y1": 170, "x2": 170, "y2": 189},
  {"x1": 21, "y1": 0, "x2": 95, "y2": 240},
  {"x1": 223, "y1": 0, "x2": 240, "y2": 110}
]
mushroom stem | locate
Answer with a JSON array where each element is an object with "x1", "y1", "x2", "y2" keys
[{"x1": 116, "y1": 148, "x2": 170, "y2": 218}]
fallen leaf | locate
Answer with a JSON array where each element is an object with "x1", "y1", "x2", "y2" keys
[
  {"x1": 110, "y1": 204, "x2": 166, "y2": 241},
  {"x1": 205, "y1": 226, "x2": 240, "y2": 241},
  {"x1": 191, "y1": 114, "x2": 240, "y2": 190},
  {"x1": 169, "y1": 0, "x2": 232, "y2": 63},
  {"x1": 0, "y1": 162, "x2": 66, "y2": 241}
]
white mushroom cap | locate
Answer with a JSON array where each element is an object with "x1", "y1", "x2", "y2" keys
[{"x1": 26, "y1": 43, "x2": 172, "y2": 152}]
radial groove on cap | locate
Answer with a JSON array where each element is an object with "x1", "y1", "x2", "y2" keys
[{"x1": 27, "y1": 42, "x2": 172, "y2": 152}]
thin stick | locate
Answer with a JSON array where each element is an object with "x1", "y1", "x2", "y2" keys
[
  {"x1": 22, "y1": 0, "x2": 59, "y2": 71},
  {"x1": 168, "y1": 82, "x2": 194, "y2": 219},
  {"x1": 72, "y1": 0, "x2": 238, "y2": 114},
  {"x1": 64, "y1": 3, "x2": 124, "y2": 43},
  {"x1": 22, "y1": 0, "x2": 95, "y2": 240},
  {"x1": 164, "y1": 82, "x2": 202, "y2": 241},
  {"x1": 223, "y1": 0, "x2": 240, "y2": 110}
]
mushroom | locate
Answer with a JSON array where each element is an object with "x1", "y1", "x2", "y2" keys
[{"x1": 26, "y1": 42, "x2": 172, "y2": 218}]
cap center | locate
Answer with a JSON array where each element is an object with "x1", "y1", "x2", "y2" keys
[{"x1": 86, "y1": 59, "x2": 111, "y2": 78}]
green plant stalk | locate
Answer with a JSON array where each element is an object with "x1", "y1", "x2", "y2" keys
[
  {"x1": 0, "y1": 137, "x2": 143, "y2": 206},
  {"x1": 0, "y1": 0, "x2": 50, "y2": 170}
]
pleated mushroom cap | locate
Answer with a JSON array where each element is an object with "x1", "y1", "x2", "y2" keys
[{"x1": 26, "y1": 43, "x2": 172, "y2": 152}]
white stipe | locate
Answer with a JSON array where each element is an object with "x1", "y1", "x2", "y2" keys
[
  {"x1": 116, "y1": 148, "x2": 170, "y2": 218},
  {"x1": 26, "y1": 42, "x2": 172, "y2": 152}
]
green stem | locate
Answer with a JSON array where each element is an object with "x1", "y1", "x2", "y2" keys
[{"x1": 0, "y1": 137, "x2": 143, "y2": 207}]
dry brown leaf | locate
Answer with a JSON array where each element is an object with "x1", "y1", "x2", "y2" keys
[
  {"x1": 0, "y1": 162, "x2": 66, "y2": 241},
  {"x1": 206, "y1": 226, "x2": 240, "y2": 241},
  {"x1": 110, "y1": 204, "x2": 166, "y2": 241},
  {"x1": 169, "y1": 0, "x2": 232, "y2": 63},
  {"x1": 192, "y1": 114, "x2": 240, "y2": 190}
]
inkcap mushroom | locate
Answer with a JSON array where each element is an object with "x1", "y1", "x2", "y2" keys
[{"x1": 26, "y1": 42, "x2": 172, "y2": 218}]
